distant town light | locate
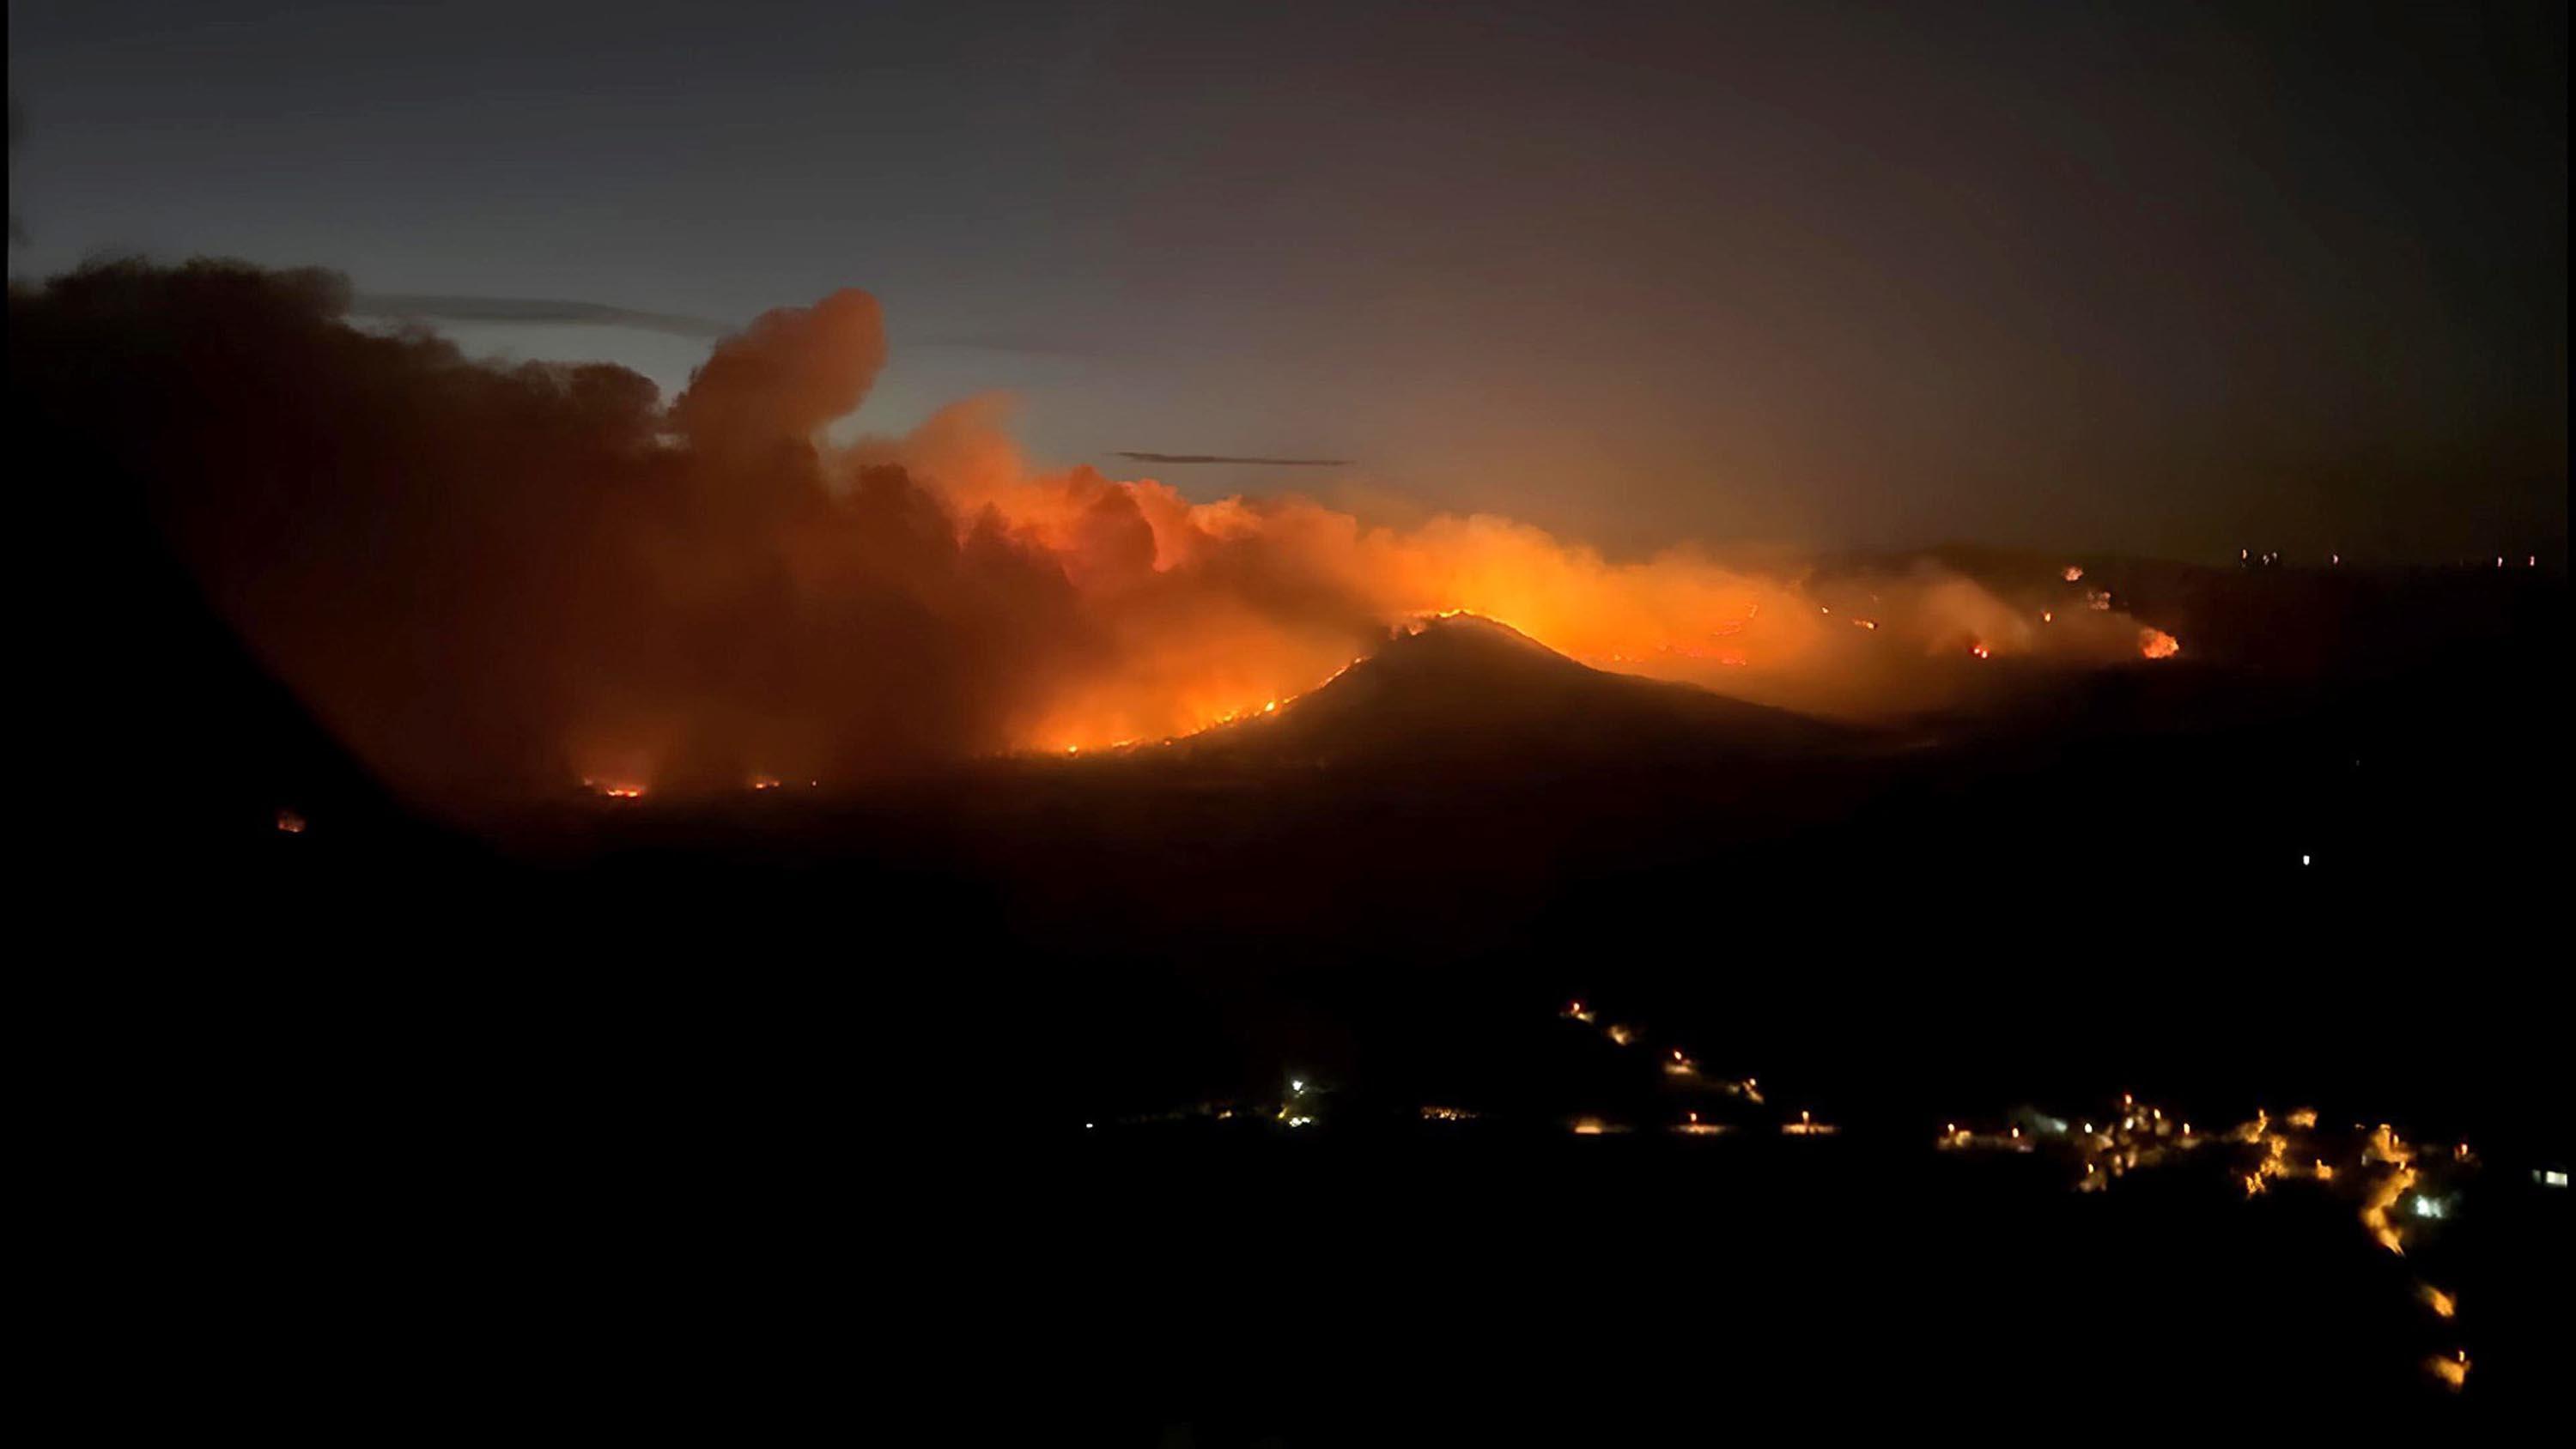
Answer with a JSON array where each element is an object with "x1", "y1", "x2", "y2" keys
[{"x1": 2542, "y1": 1169, "x2": 2569, "y2": 1188}]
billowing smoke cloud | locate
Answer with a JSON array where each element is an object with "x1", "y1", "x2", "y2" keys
[{"x1": 15, "y1": 261, "x2": 2167, "y2": 810}]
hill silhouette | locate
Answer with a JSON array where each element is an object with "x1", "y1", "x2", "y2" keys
[{"x1": 1182, "y1": 613, "x2": 1860, "y2": 767}]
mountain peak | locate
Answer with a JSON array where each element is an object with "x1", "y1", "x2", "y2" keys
[
  {"x1": 1188, "y1": 612, "x2": 1852, "y2": 766},
  {"x1": 1364, "y1": 612, "x2": 1600, "y2": 682}
]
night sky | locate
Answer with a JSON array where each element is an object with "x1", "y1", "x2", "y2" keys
[{"x1": 10, "y1": 0, "x2": 2565, "y2": 561}]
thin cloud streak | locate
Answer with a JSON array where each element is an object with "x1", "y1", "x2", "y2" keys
[
  {"x1": 1114, "y1": 452, "x2": 1352, "y2": 467},
  {"x1": 351, "y1": 293, "x2": 736, "y2": 339},
  {"x1": 353, "y1": 294, "x2": 1095, "y2": 360}
]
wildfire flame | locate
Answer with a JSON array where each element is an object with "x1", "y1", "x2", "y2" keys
[
  {"x1": 44, "y1": 264, "x2": 2196, "y2": 800},
  {"x1": 586, "y1": 306, "x2": 2214, "y2": 779}
]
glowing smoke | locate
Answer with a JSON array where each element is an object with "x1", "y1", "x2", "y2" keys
[{"x1": 15, "y1": 263, "x2": 2176, "y2": 808}]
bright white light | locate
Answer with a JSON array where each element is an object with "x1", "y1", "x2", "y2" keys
[
  {"x1": 2544, "y1": 1170, "x2": 2570, "y2": 1188},
  {"x1": 2411, "y1": 1195, "x2": 2446, "y2": 1219},
  {"x1": 1290, "y1": 1078, "x2": 1306, "y2": 1094},
  {"x1": 2300, "y1": 854, "x2": 2312, "y2": 866}
]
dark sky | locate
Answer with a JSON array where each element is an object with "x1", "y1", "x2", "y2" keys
[{"x1": 9, "y1": 0, "x2": 2565, "y2": 561}]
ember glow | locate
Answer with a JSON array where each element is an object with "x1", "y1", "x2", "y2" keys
[{"x1": 33, "y1": 264, "x2": 2191, "y2": 810}]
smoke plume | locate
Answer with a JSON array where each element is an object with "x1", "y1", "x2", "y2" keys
[{"x1": 15, "y1": 261, "x2": 2167, "y2": 809}]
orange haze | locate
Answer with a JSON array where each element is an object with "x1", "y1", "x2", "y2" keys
[{"x1": 20, "y1": 264, "x2": 2176, "y2": 807}]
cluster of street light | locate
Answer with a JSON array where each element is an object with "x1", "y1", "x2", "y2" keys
[{"x1": 1082, "y1": 997, "x2": 2559, "y2": 1397}]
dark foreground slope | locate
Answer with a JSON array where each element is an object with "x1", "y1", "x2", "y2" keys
[{"x1": 40, "y1": 536, "x2": 2573, "y2": 1431}]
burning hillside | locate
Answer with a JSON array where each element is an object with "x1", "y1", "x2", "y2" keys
[
  {"x1": 15, "y1": 261, "x2": 2179, "y2": 812},
  {"x1": 1164, "y1": 614, "x2": 1860, "y2": 767}
]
